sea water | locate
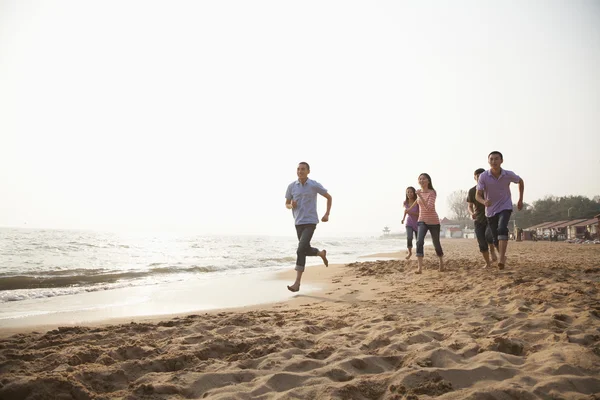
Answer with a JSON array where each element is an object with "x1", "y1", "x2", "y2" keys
[{"x1": 0, "y1": 228, "x2": 407, "y2": 324}]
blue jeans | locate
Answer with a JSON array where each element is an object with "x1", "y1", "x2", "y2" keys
[
  {"x1": 416, "y1": 222, "x2": 444, "y2": 257},
  {"x1": 474, "y1": 220, "x2": 494, "y2": 252},
  {"x1": 406, "y1": 226, "x2": 416, "y2": 249},
  {"x1": 295, "y1": 224, "x2": 319, "y2": 272},
  {"x1": 487, "y1": 209, "x2": 512, "y2": 245}
]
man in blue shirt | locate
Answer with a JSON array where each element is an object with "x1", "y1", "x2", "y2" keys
[{"x1": 285, "y1": 162, "x2": 332, "y2": 292}]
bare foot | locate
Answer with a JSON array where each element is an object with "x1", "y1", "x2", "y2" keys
[
  {"x1": 405, "y1": 250, "x2": 412, "y2": 260},
  {"x1": 491, "y1": 253, "x2": 498, "y2": 262},
  {"x1": 482, "y1": 263, "x2": 490, "y2": 269},
  {"x1": 287, "y1": 284, "x2": 300, "y2": 292},
  {"x1": 439, "y1": 258, "x2": 445, "y2": 272},
  {"x1": 498, "y1": 257, "x2": 506, "y2": 270},
  {"x1": 415, "y1": 269, "x2": 422, "y2": 274},
  {"x1": 320, "y1": 249, "x2": 328, "y2": 267}
]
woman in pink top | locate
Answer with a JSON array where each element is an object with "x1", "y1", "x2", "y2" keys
[{"x1": 415, "y1": 173, "x2": 444, "y2": 273}]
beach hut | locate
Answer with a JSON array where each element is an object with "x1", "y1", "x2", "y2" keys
[
  {"x1": 463, "y1": 228, "x2": 475, "y2": 239},
  {"x1": 567, "y1": 218, "x2": 599, "y2": 239},
  {"x1": 523, "y1": 222, "x2": 550, "y2": 240},
  {"x1": 440, "y1": 218, "x2": 463, "y2": 238},
  {"x1": 552, "y1": 219, "x2": 588, "y2": 240},
  {"x1": 542, "y1": 220, "x2": 569, "y2": 240},
  {"x1": 529, "y1": 221, "x2": 559, "y2": 240}
]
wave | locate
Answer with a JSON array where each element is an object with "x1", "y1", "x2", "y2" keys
[
  {"x1": 149, "y1": 265, "x2": 216, "y2": 274},
  {"x1": 257, "y1": 256, "x2": 296, "y2": 263},
  {"x1": 66, "y1": 241, "x2": 101, "y2": 248},
  {"x1": 0, "y1": 265, "x2": 218, "y2": 291}
]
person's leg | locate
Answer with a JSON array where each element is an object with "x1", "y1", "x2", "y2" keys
[
  {"x1": 288, "y1": 224, "x2": 317, "y2": 292},
  {"x1": 301, "y1": 224, "x2": 328, "y2": 267},
  {"x1": 475, "y1": 221, "x2": 491, "y2": 268},
  {"x1": 497, "y1": 210, "x2": 512, "y2": 269},
  {"x1": 405, "y1": 226, "x2": 414, "y2": 259},
  {"x1": 415, "y1": 222, "x2": 428, "y2": 273},
  {"x1": 428, "y1": 224, "x2": 445, "y2": 271},
  {"x1": 487, "y1": 214, "x2": 500, "y2": 250},
  {"x1": 484, "y1": 223, "x2": 498, "y2": 262}
]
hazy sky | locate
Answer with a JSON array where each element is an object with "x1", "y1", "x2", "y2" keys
[{"x1": 1, "y1": 1, "x2": 599, "y2": 236}]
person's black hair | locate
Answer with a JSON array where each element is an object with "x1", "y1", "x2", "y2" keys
[
  {"x1": 488, "y1": 151, "x2": 503, "y2": 160},
  {"x1": 474, "y1": 168, "x2": 485, "y2": 175},
  {"x1": 298, "y1": 162, "x2": 310, "y2": 171}
]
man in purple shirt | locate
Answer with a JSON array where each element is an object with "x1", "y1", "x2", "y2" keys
[{"x1": 476, "y1": 151, "x2": 524, "y2": 270}]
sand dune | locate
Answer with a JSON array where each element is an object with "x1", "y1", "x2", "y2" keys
[{"x1": 1, "y1": 240, "x2": 599, "y2": 399}]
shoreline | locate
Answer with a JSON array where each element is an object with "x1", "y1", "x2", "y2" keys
[
  {"x1": 0, "y1": 265, "x2": 334, "y2": 338},
  {"x1": 1, "y1": 239, "x2": 599, "y2": 399},
  {"x1": 0, "y1": 244, "x2": 407, "y2": 336}
]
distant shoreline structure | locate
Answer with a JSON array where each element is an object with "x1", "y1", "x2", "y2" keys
[
  {"x1": 380, "y1": 226, "x2": 405, "y2": 239},
  {"x1": 379, "y1": 233, "x2": 405, "y2": 239}
]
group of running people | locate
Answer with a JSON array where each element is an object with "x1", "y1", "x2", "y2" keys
[
  {"x1": 402, "y1": 151, "x2": 524, "y2": 273},
  {"x1": 283, "y1": 151, "x2": 524, "y2": 291}
]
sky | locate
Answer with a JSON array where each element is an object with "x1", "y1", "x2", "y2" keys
[{"x1": 1, "y1": 0, "x2": 599, "y2": 237}]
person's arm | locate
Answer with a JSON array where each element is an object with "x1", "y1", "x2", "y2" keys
[
  {"x1": 517, "y1": 178, "x2": 524, "y2": 210},
  {"x1": 405, "y1": 200, "x2": 419, "y2": 216},
  {"x1": 418, "y1": 190, "x2": 436, "y2": 210},
  {"x1": 416, "y1": 190, "x2": 428, "y2": 210},
  {"x1": 285, "y1": 199, "x2": 295, "y2": 209},
  {"x1": 285, "y1": 185, "x2": 295, "y2": 209},
  {"x1": 476, "y1": 190, "x2": 491, "y2": 207},
  {"x1": 321, "y1": 192, "x2": 332, "y2": 222},
  {"x1": 467, "y1": 201, "x2": 475, "y2": 219}
]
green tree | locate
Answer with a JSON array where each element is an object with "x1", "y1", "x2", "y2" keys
[
  {"x1": 511, "y1": 202, "x2": 534, "y2": 229},
  {"x1": 520, "y1": 195, "x2": 600, "y2": 228}
]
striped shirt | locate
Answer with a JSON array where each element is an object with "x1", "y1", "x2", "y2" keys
[{"x1": 417, "y1": 190, "x2": 440, "y2": 225}]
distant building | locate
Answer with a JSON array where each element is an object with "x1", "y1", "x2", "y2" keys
[
  {"x1": 552, "y1": 219, "x2": 587, "y2": 240},
  {"x1": 463, "y1": 228, "x2": 475, "y2": 239},
  {"x1": 541, "y1": 220, "x2": 569, "y2": 240},
  {"x1": 440, "y1": 217, "x2": 463, "y2": 238},
  {"x1": 525, "y1": 218, "x2": 599, "y2": 240},
  {"x1": 567, "y1": 218, "x2": 599, "y2": 240},
  {"x1": 524, "y1": 221, "x2": 566, "y2": 240}
]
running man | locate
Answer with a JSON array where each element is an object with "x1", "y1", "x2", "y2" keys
[
  {"x1": 285, "y1": 162, "x2": 332, "y2": 292},
  {"x1": 476, "y1": 151, "x2": 524, "y2": 270},
  {"x1": 467, "y1": 168, "x2": 498, "y2": 268}
]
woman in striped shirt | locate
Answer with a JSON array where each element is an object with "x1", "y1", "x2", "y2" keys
[{"x1": 415, "y1": 173, "x2": 444, "y2": 273}]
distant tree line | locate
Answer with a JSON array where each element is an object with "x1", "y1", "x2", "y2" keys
[
  {"x1": 512, "y1": 195, "x2": 600, "y2": 229},
  {"x1": 447, "y1": 193, "x2": 600, "y2": 229}
]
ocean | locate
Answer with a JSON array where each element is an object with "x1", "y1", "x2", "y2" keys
[{"x1": 0, "y1": 228, "x2": 407, "y2": 325}]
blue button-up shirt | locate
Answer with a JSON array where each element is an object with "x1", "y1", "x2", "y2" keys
[{"x1": 285, "y1": 178, "x2": 328, "y2": 225}]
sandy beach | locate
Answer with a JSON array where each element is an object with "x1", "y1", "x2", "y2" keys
[{"x1": 1, "y1": 239, "x2": 599, "y2": 399}]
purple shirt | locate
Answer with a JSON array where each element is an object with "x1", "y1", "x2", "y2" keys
[
  {"x1": 476, "y1": 169, "x2": 521, "y2": 217},
  {"x1": 404, "y1": 201, "x2": 419, "y2": 231}
]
